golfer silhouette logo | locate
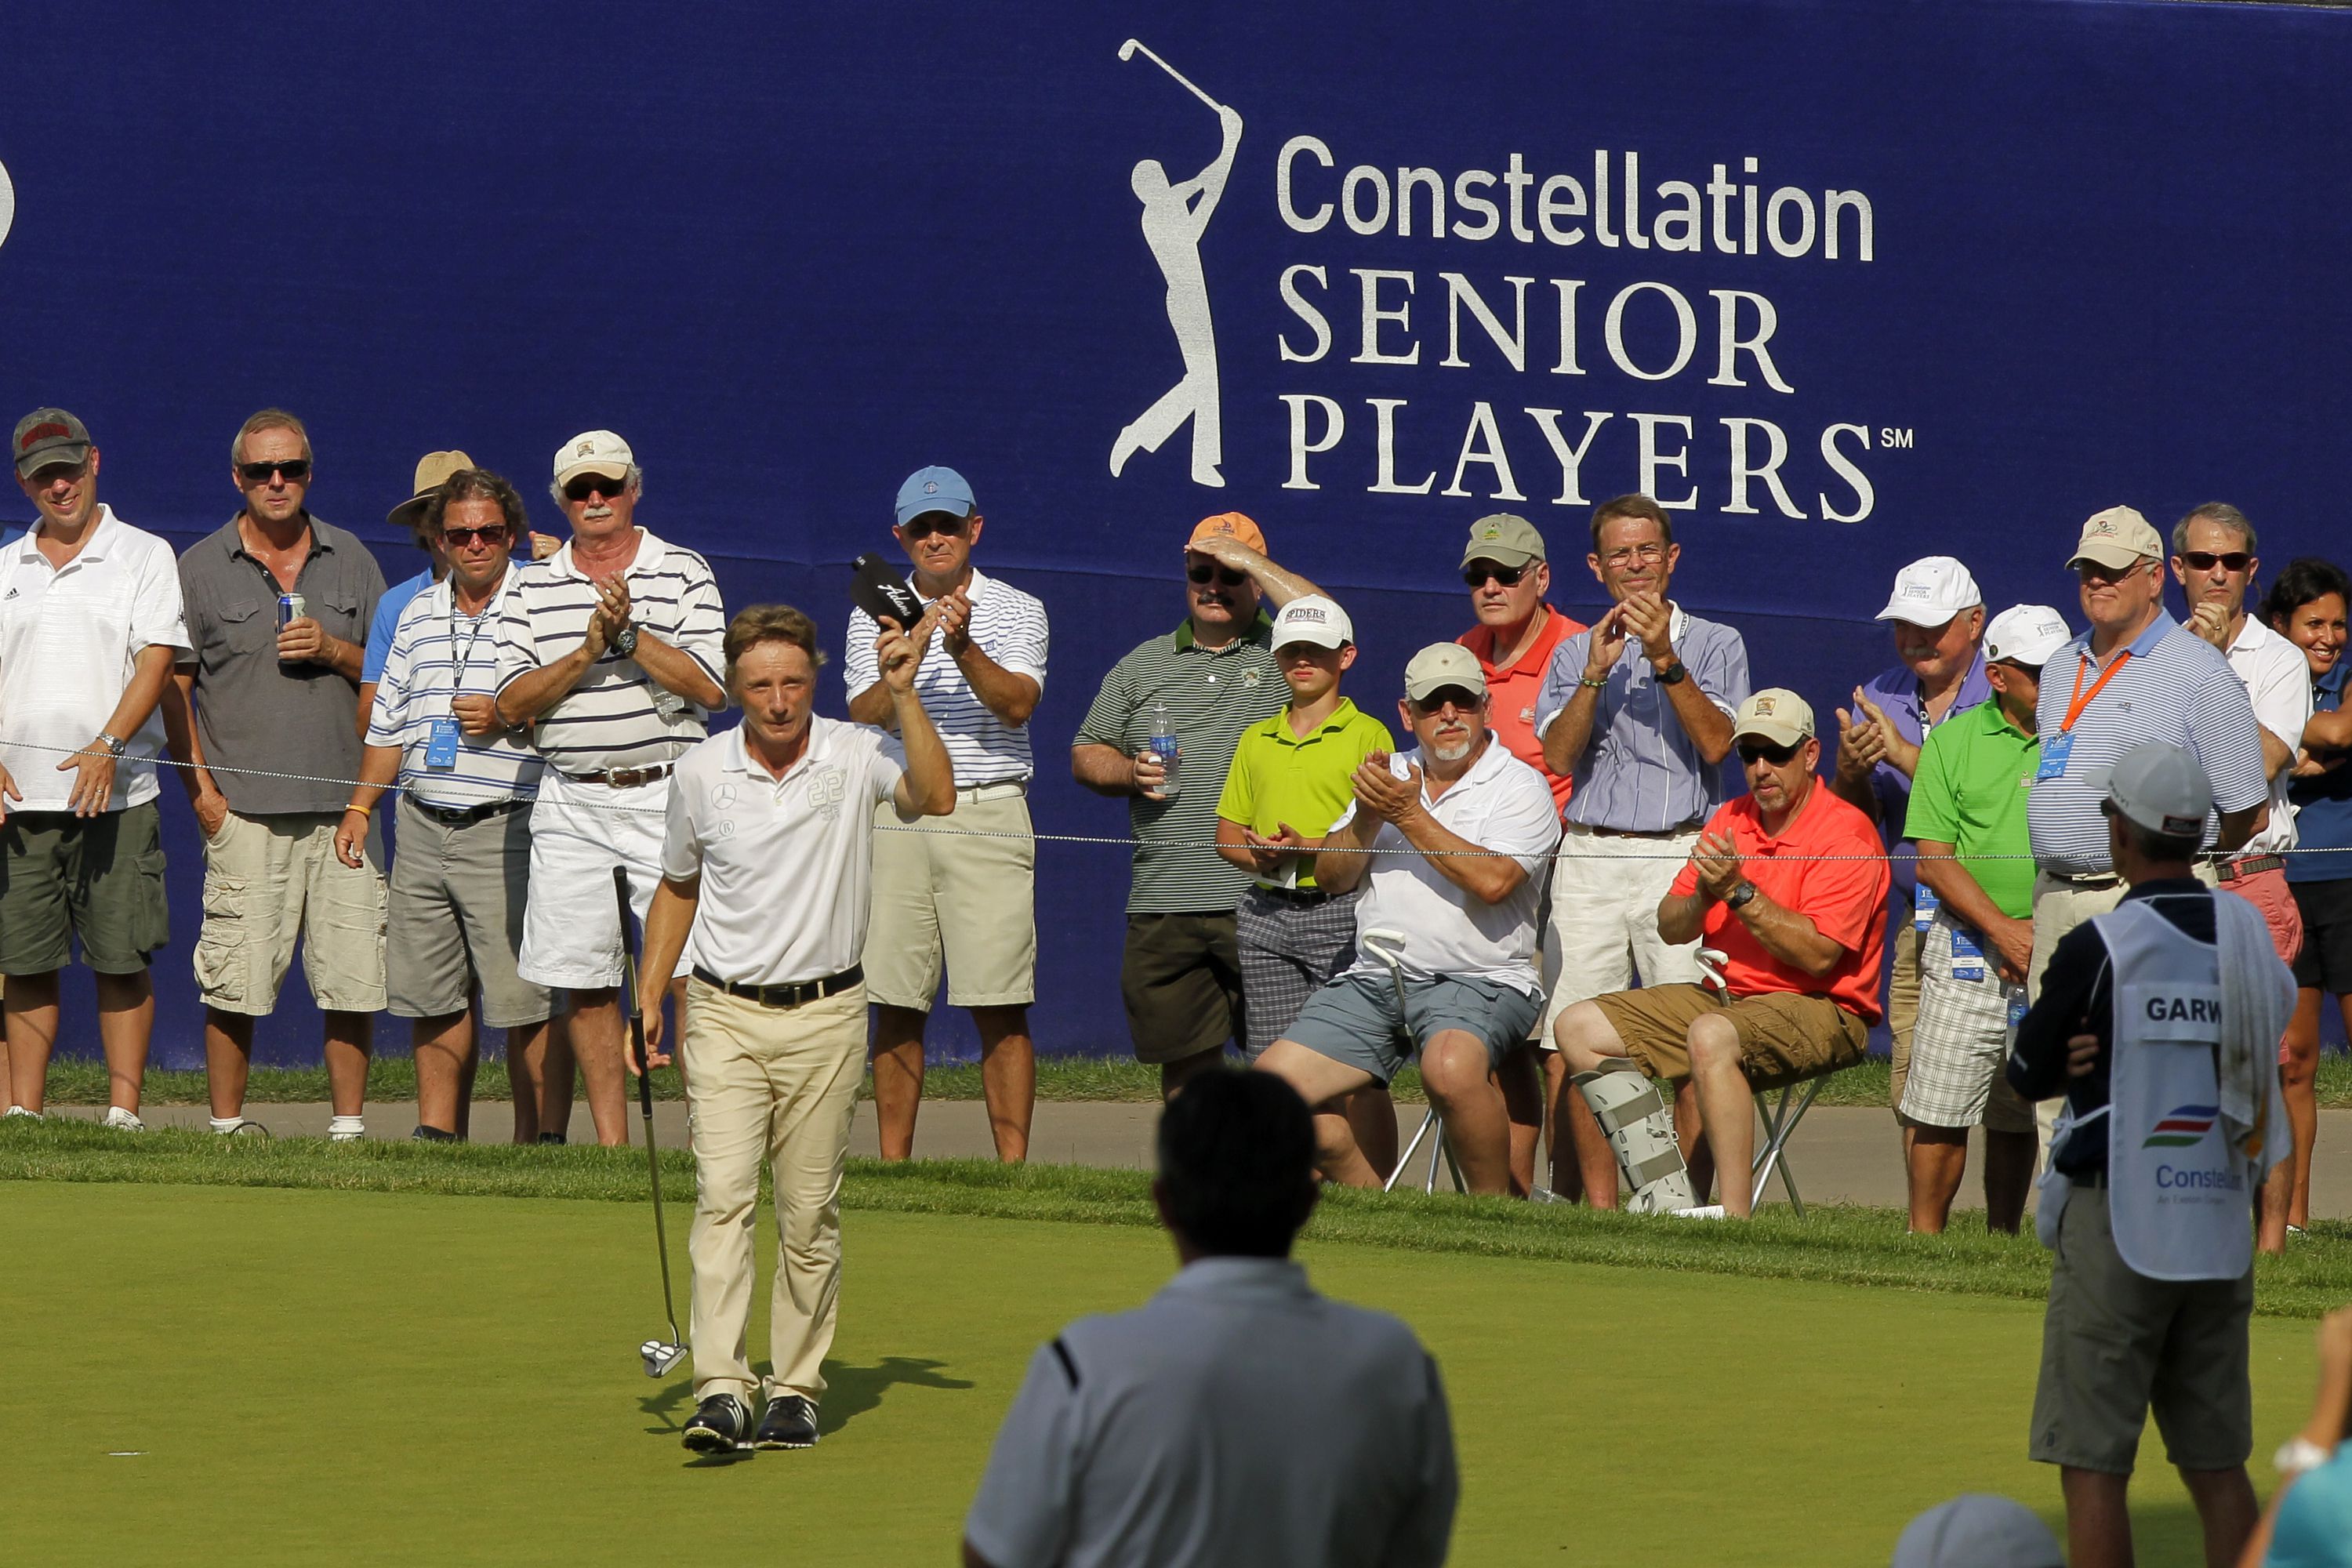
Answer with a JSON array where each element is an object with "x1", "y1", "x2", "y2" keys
[{"x1": 1109, "y1": 40, "x2": 1241, "y2": 490}]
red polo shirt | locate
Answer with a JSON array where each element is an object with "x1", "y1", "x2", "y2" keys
[
  {"x1": 1459, "y1": 606, "x2": 1584, "y2": 812},
  {"x1": 1668, "y1": 781, "x2": 1889, "y2": 1023}
]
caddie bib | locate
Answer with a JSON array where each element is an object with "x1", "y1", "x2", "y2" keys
[{"x1": 2089, "y1": 897, "x2": 2250, "y2": 1282}]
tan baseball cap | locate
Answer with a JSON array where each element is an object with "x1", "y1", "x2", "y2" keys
[
  {"x1": 2067, "y1": 505, "x2": 2163, "y2": 571},
  {"x1": 1731, "y1": 688, "x2": 1816, "y2": 748},
  {"x1": 387, "y1": 449, "x2": 476, "y2": 532},
  {"x1": 1460, "y1": 512, "x2": 1546, "y2": 569},
  {"x1": 1403, "y1": 642, "x2": 1487, "y2": 702},
  {"x1": 1187, "y1": 511, "x2": 1265, "y2": 554},
  {"x1": 554, "y1": 429, "x2": 634, "y2": 487}
]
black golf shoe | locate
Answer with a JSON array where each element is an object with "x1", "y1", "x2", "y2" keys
[
  {"x1": 681, "y1": 1393, "x2": 753, "y2": 1454},
  {"x1": 753, "y1": 1396, "x2": 819, "y2": 1450}
]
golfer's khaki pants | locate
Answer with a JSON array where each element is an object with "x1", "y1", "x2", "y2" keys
[{"x1": 682, "y1": 978, "x2": 866, "y2": 1407}]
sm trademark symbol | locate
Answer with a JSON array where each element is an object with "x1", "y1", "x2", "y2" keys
[{"x1": 1879, "y1": 427, "x2": 1915, "y2": 450}]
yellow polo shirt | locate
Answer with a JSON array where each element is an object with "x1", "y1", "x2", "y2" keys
[{"x1": 1215, "y1": 699, "x2": 1396, "y2": 890}]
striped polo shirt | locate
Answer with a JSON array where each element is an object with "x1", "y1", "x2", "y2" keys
[
  {"x1": 2027, "y1": 610, "x2": 2268, "y2": 876},
  {"x1": 1533, "y1": 603, "x2": 1751, "y2": 832},
  {"x1": 1077, "y1": 613, "x2": 1287, "y2": 913},
  {"x1": 366, "y1": 570, "x2": 543, "y2": 810},
  {"x1": 492, "y1": 528, "x2": 725, "y2": 775},
  {"x1": 843, "y1": 564, "x2": 1050, "y2": 786}
]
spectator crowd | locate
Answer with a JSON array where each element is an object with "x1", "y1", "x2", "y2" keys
[{"x1": 2, "y1": 406, "x2": 2348, "y2": 1234}]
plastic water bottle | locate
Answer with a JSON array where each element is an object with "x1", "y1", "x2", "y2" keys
[
  {"x1": 1148, "y1": 701, "x2": 1181, "y2": 797},
  {"x1": 2003, "y1": 981, "x2": 2029, "y2": 1048}
]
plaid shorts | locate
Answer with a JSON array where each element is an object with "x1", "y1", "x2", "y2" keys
[
  {"x1": 1900, "y1": 910, "x2": 2034, "y2": 1133},
  {"x1": 1235, "y1": 885, "x2": 1360, "y2": 1060}
]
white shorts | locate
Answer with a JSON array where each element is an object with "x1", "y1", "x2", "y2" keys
[
  {"x1": 1539, "y1": 823, "x2": 1706, "y2": 1042},
  {"x1": 516, "y1": 768, "x2": 690, "y2": 990}
]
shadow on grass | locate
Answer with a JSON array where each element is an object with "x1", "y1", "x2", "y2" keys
[{"x1": 817, "y1": 1356, "x2": 977, "y2": 1435}]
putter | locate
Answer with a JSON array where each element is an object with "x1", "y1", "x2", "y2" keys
[
  {"x1": 1359, "y1": 928, "x2": 1465, "y2": 1196},
  {"x1": 615, "y1": 868, "x2": 688, "y2": 1380}
]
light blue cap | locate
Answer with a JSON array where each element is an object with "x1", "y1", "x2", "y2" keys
[{"x1": 895, "y1": 466, "x2": 976, "y2": 528}]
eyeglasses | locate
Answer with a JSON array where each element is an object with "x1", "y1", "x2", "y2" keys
[
  {"x1": 2179, "y1": 551, "x2": 2252, "y2": 573},
  {"x1": 440, "y1": 524, "x2": 512, "y2": 547},
  {"x1": 1412, "y1": 688, "x2": 1483, "y2": 715},
  {"x1": 1186, "y1": 563, "x2": 1248, "y2": 586},
  {"x1": 1599, "y1": 543, "x2": 1666, "y2": 569},
  {"x1": 561, "y1": 474, "x2": 628, "y2": 503},
  {"x1": 901, "y1": 515, "x2": 969, "y2": 542},
  {"x1": 1737, "y1": 739, "x2": 1800, "y2": 766},
  {"x1": 237, "y1": 459, "x2": 310, "y2": 485},
  {"x1": 1462, "y1": 562, "x2": 1528, "y2": 588}
]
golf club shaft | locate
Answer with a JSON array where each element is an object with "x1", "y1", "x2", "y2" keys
[
  {"x1": 1122, "y1": 39, "x2": 1221, "y2": 114},
  {"x1": 615, "y1": 869, "x2": 684, "y2": 1339}
]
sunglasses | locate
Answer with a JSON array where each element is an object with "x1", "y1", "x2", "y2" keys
[
  {"x1": 1462, "y1": 563, "x2": 1528, "y2": 588},
  {"x1": 2179, "y1": 550, "x2": 2252, "y2": 573},
  {"x1": 237, "y1": 459, "x2": 311, "y2": 485},
  {"x1": 1737, "y1": 740, "x2": 1801, "y2": 766},
  {"x1": 440, "y1": 524, "x2": 512, "y2": 547},
  {"x1": 1412, "y1": 688, "x2": 1483, "y2": 715},
  {"x1": 561, "y1": 474, "x2": 628, "y2": 503},
  {"x1": 901, "y1": 515, "x2": 969, "y2": 542},
  {"x1": 1186, "y1": 563, "x2": 1248, "y2": 586}
]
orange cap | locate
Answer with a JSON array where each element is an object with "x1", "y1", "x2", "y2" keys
[{"x1": 1186, "y1": 511, "x2": 1265, "y2": 554}]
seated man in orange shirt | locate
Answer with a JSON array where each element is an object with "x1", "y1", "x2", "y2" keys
[{"x1": 1554, "y1": 688, "x2": 1889, "y2": 1218}]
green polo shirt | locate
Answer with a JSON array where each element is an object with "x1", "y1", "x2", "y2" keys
[
  {"x1": 1902, "y1": 697, "x2": 2040, "y2": 920},
  {"x1": 1216, "y1": 699, "x2": 1396, "y2": 890},
  {"x1": 1078, "y1": 612, "x2": 1287, "y2": 913}
]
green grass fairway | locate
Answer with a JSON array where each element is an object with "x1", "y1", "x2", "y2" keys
[{"x1": 0, "y1": 1178, "x2": 2334, "y2": 1566}]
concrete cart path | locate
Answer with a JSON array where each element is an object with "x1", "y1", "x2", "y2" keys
[{"x1": 45, "y1": 1100, "x2": 2352, "y2": 1218}]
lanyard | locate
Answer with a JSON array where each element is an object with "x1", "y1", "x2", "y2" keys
[
  {"x1": 446, "y1": 577, "x2": 503, "y2": 699},
  {"x1": 2060, "y1": 650, "x2": 2132, "y2": 735}
]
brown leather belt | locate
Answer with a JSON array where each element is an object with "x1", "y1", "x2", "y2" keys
[
  {"x1": 691, "y1": 964, "x2": 862, "y2": 1010},
  {"x1": 2217, "y1": 855, "x2": 2285, "y2": 883},
  {"x1": 564, "y1": 764, "x2": 673, "y2": 788}
]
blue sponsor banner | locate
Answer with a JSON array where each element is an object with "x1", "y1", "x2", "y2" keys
[{"x1": 2, "y1": 1, "x2": 2347, "y2": 1065}]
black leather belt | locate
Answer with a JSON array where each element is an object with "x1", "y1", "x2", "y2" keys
[
  {"x1": 2216, "y1": 855, "x2": 2285, "y2": 883},
  {"x1": 407, "y1": 797, "x2": 525, "y2": 827},
  {"x1": 565, "y1": 764, "x2": 673, "y2": 788},
  {"x1": 1571, "y1": 822, "x2": 1701, "y2": 840},
  {"x1": 691, "y1": 964, "x2": 862, "y2": 1009},
  {"x1": 2046, "y1": 869, "x2": 2122, "y2": 890},
  {"x1": 1250, "y1": 884, "x2": 1334, "y2": 906}
]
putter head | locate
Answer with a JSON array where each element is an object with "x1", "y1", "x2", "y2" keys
[{"x1": 639, "y1": 1338, "x2": 688, "y2": 1379}]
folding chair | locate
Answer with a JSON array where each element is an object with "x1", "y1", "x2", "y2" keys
[
  {"x1": 1384, "y1": 1105, "x2": 1466, "y2": 1195},
  {"x1": 1748, "y1": 1075, "x2": 1828, "y2": 1217}
]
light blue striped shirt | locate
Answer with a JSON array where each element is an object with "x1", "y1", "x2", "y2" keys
[
  {"x1": 1535, "y1": 604, "x2": 1751, "y2": 832},
  {"x1": 2026, "y1": 610, "x2": 2267, "y2": 875},
  {"x1": 366, "y1": 572, "x2": 544, "y2": 809}
]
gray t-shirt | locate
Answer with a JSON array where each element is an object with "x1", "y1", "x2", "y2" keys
[{"x1": 176, "y1": 514, "x2": 387, "y2": 816}]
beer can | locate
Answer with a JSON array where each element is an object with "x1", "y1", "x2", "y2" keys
[{"x1": 278, "y1": 592, "x2": 305, "y2": 630}]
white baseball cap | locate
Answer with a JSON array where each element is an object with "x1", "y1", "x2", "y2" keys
[
  {"x1": 1890, "y1": 1495, "x2": 2062, "y2": 1568},
  {"x1": 1875, "y1": 557, "x2": 1984, "y2": 627},
  {"x1": 554, "y1": 429, "x2": 634, "y2": 486},
  {"x1": 2099, "y1": 740, "x2": 2212, "y2": 840},
  {"x1": 1984, "y1": 604, "x2": 2072, "y2": 667},
  {"x1": 1271, "y1": 594, "x2": 1352, "y2": 650}
]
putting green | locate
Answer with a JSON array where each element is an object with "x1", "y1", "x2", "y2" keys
[{"x1": 0, "y1": 1181, "x2": 2324, "y2": 1566}]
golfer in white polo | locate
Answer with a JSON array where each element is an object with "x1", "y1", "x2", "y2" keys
[{"x1": 636, "y1": 603, "x2": 953, "y2": 1454}]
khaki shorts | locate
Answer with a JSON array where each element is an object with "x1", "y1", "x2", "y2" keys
[
  {"x1": 386, "y1": 797, "x2": 551, "y2": 1029},
  {"x1": 0, "y1": 802, "x2": 170, "y2": 975},
  {"x1": 1886, "y1": 913, "x2": 1922, "y2": 1116},
  {"x1": 194, "y1": 809, "x2": 387, "y2": 1016},
  {"x1": 2031, "y1": 1185, "x2": 2252, "y2": 1475},
  {"x1": 862, "y1": 790, "x2": 1036, "y2": 1011},
  {"x1": 1120, "y1": 912, "x2": 1243, "y2": 1065},
  {"x1": 1590, "y1": 982, "x2": 1869, "y2": 1091}
]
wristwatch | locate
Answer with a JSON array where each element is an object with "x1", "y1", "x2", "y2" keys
[
  {"x1": 1656, "y1": 659, "x2": 1689, "y2": 686},
  {"x1": 1723, "y1": 881, "x2": 1759, "y2": 911},
  {"x1": 95, "y1": 732, "x2": 127, "y2": 758},
  {"x1": 612, "y1": 622, "x2": 640, "y2": 658}
]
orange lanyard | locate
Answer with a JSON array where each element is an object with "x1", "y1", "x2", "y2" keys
[{"x1": 2060, "y1": 650, "x2": 2132, "y2": 735}]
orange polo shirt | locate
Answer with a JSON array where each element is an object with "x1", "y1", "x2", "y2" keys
[
  {"x1": 1668, "y1": 781, "x2": 1890, "y2": 1023},
  {"x1": 1458, "y1": 606, "x2": 1584, "y2": 812}
]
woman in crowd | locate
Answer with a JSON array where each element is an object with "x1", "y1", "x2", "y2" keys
[{"x1": 2265, "y1": 558, "x2": 2352, "y2": 1240}]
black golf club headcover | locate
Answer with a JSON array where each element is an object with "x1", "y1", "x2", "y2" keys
[{"x1": 850, "y1": 554, "x2": 924, "y2": 628}]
